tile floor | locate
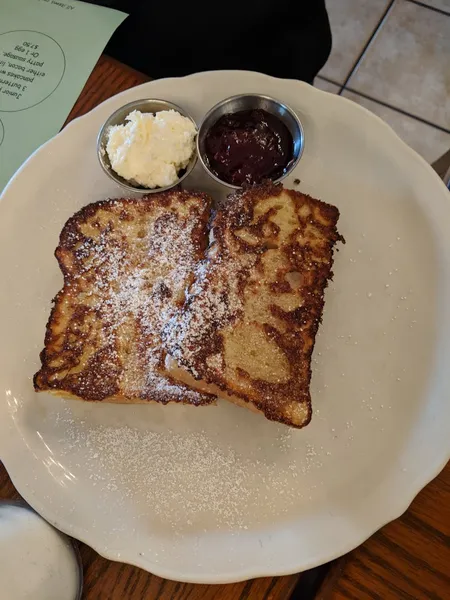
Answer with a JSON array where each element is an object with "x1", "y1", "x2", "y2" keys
[{"x1": 316, "y1": 0, "x2": 450, "y2": 164}]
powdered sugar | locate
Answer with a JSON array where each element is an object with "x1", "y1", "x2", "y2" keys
[
  {"x1": 54, "y1": 196, "x2": 212, "y2": 403},
  {"x1": 163, "y1": 248, "x2": 250, "y2": 378},
  {"x1": 53, "y1": 406, "x2": 326, "y2": 530}
]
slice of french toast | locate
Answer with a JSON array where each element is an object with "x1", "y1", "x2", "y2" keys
[
  {"x1": 34, "y1": 190, "x2": 215, "y2": 406},
  {"x1": 163, "y1": 183, "x2": 343, "y2": 427}
]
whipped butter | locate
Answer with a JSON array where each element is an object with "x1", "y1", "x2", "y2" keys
[{"x1": 106, "y1": 109, "x2": 197, "y2": 188}]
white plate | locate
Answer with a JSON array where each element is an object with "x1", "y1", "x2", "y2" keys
[{"x1": 0, "y1": 71, "x2": 449, "y2": 584}]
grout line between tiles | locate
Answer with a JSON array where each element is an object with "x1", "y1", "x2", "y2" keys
[
  {"x1": 339, "y1": 0, "x2": 397, "y2": 94},
  {"x1": 405, "y1": 0, "x2": 450, "y2": 17},
  {"x1": 315, "y1": 76, "x2": 450, "y2": 134},
  {"x1": 316, "y1": 75, "x2": 342, "y2": 87},
  {"x1": 343, "y1": 87, "x2": 450, "y2": 134}
]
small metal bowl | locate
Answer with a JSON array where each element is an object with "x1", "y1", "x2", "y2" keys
[
  {"x1": 197, "y1": 94, "x2": 305, "y2": 189},
  {"x1": 97, "y1": 99, "x2": 198, "y2": 194}
]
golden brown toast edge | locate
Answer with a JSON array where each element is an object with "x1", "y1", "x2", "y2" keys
[
  {"x1": 164, "y1": 183, "x2": 344, "y2": 427},
  {"x1": 34, "y1": 190, "x2": 216, "y2": 406}
]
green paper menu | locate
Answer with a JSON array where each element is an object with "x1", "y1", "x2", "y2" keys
[{"x1": 0, "y1": 0, "x2": 127, "y2": 192}]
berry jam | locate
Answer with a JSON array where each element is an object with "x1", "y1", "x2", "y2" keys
[{"x1": 204, "y1": 109, "x2": 294, "y2": 186}]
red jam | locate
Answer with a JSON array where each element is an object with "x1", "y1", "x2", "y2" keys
[{"x1": 204, "y1": 109, "x2": 294, "y2": 186}]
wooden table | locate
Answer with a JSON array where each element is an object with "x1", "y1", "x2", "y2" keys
[{"x1": 1, "y1": 55, "x2": 449, "y2": 600}]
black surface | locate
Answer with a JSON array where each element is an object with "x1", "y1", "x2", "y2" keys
[
  {"x1": 289, "y1": 563, "x2": 334, "y2": 600},
  {"x1": 84, "y1": 0, "x2": 332, "y2": 83}
]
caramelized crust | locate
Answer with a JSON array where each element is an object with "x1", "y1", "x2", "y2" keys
[
  {"x1": 163, "y1": 183, "x2": 343, "y2": 427},
  {"x1": 34, "y1": 190, "x2": 215, "y2": 405}
]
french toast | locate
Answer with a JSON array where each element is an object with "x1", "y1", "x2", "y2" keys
[
  {"x1": 163, "y1": 183, "x2": 343, "y2": 427},
  {"x1": 34, "y1": 190, "x2": 215, "y2": 405}
]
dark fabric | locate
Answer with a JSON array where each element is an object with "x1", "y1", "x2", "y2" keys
[{"x1": 86, "y1": 1, "x2": 331, "y2": 83}]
